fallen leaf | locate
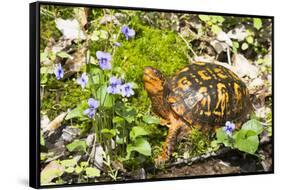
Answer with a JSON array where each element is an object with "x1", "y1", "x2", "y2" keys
[
  {"x1": 232, "y1": 54, "x2": 259, "y2": 79},
  {"x1": 43, "y1": 112, "x2": 67, "y2": 132},
  {"x1": 89, "y1": 144, "x2": 104, "y2": 169},
  {"x1": 65, "y1": 47, "x2": 87, "y2": 72},
  {"x1": 61, "y1": 126, "x2": 80, "y2": 142},
  {"x1": 255, "y1": 106, "x2": 271, "y2": 119},
  {"x1": 86, "y1": 133, "x2": 94, "y2": 147},
  {"x1": 249, "y1": 77, "x2": 264, "y2": 90},
  {"x1": 41, "y1": 161, "x2": 64, "y2": 185},
  {"x1": 210, "y1": 40, "x2": 229, "y2": 54},
  {"x1": 55, "y1": 18, "x2": 86, "y2": 40},
  {"x1": 217, "y1": 31, "x2": 232, "y2": 46},
  {"x1": 74, "y1": 8, "x2": 88, "y2": 27},
  {"x1": 227, "y1": 25, "x2": 248, "y2": 41},
  {"x1": 100, "y1": 15, "x2": 120, "y2": 25},
  {"x1": 41, "y1": 115, "x2": 50, "y2": 130}
]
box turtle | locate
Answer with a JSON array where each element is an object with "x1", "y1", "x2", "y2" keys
[{"x1": 143, "y1": 62, "x2": 252, "y2": 164}]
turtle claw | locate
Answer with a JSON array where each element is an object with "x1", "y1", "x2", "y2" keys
[
  {"x1": 154, "y1": 155, "x2": 168, "y2": 168},
  {"x1": 160, "y1": 119, "x2": 171, "y2": 127}
]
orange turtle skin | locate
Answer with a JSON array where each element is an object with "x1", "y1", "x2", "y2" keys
[{"x1": 143, "y1": 62, "x2": 252, "y2": 164}]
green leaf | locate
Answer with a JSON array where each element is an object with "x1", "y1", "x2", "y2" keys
[
  {"x1": 60, "y1": 159, "x2": 77, "y2": 167},
  {"x1": 40, "y1": 74, "x2": 48, "y2": 84},
  {"x1": 40, "y1": 66, "x2": 53, "y2": 74},
  {"x1": 75, "y1": 166, "x2": 83, "y2": 174},
  {"x1": 126, "y1": 138, "x2": 151, "y2": 158},
  {"x1": 40, "y1": 131, "x2": 45, "y2": 146},
  {"x1": 253, "y1": 18, "x2": 262, "y2": 30},
  {"x1": 241, "y1": 119, "x2": 263, "y2": 135},
  {"x1": 80, "y1": 161, "x2": 89, "y2": 168},
  {"x1": 215, "y1": 128, "x2": 232, "y2": 147},
  {"x1": 40, "y1": 52, "x2": 48, "y2": 62},
  {"x1": 234, "y1": 130, "x2": 259, "y2": 154},
  {"x1": 233, "y1": 41, "x2": 239, "y2": 48},
  {"x1": 198, "y1": 15, "x2": 210, "y2": 22},
  {"x1": 56, "y1": 51, "x2": 71, "y2": 58},
  {"x1": 65, "y1": 102, "x2": 88, "y2": 120},
  {"x1": 211, "y1": 25, "x2": 222, "y2": 34},
  {"x1": 65, "y1": 107, "x2": 83, "y2": 120},
  {"x1": 66, "y1": 140, "x2": 87, "y2": 153},
  {"x1": 101, "y1": 128, "x2": 117, "y2": 138},
  {"x1": 99, "y1": 30, "x2": 108, "y2": 39},
  {"x1": 65, "y1": 166, "x2": 74, "y2": 173},
  {"x1": 115, "y1": 103, "x2": 137, "y2": 123},
  {"x1": 212, "y1": 16, "x2": 225, "y2": 23},
  {"x1": 129, "y1": 126, "x2": 150, "y2": 141},
  {"x1": 143, "y1": 115, "x2": 160, "y2": 124},
  {"x1": 97, "y1": 85, "x2": 114, "y2": 108},
  {"x1": 246, "y1": 36, "x2": 254, "y2": 44},
  {"x1": 91, "y1": 30, "x2": 100, "y2": 41},
  {"x1": 85, "y1": 167, "x2": 100, "y2": 178},
  {"x1": 241, "y1": 42, "x2": 249, "y2": 50},
  {"x1": 113, "y1": 116, "x2": 125, "y2": 124}
]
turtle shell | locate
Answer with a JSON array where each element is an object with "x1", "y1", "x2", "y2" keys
[{"x1": 165, "y1": 62, "x2": 251, "y2": 125}]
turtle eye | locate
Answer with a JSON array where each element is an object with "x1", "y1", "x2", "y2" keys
[{"x1": 153, "y1": 70, "x2": 161, "y2": 78}]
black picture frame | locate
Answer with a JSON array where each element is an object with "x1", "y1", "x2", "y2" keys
[{"x1": 30, "y1": 1, "x2": 274, "y2": 189}]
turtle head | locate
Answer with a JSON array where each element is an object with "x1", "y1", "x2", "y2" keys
[{"x1": 143, "y1": 66, "x2": 165, "y2": 95}]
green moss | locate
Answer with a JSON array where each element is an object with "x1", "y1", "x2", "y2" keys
[
  {"x1": 177, "y1": 128, "x2": 210, "y2": 157},
  {"x1": 41, "y1": 76, "x2": 91, "y2": 120},
  {"x1": 113, "y1": 25, "x2": 190, "y2": 82}
]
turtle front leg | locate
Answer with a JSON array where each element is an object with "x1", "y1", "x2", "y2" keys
[{"x1": 155, "y1": 116, "x2": 185, "y2": 166}]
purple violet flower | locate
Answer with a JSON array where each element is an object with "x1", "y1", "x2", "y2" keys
[
  {"x1": 120, "y1": 83, "x2": 135, "y2": 97},
  {"x1": 121, "y1": 26, "x2": 135, "y2": 40},
  {"x1": 84, "y1": 98, "x2": 99, "y2": 119},
  {"x1": 223, "y1": 121, "x2": 235, "y2": 135},
  {"x1": 107, "y1": 76, "x2": 122, "y2": 94},
  {"x1": 77, "y1": 73, "x2": 88, "y2": 89},
  {"x1": 54, "y1": 63, "x2": 64, "y2": 80},
  {"x1": 96, "y1": 51, "x2": 112, "y2": 70}
]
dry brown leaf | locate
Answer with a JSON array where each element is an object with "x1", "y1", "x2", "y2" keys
[
  {"x1": 74, "y1": 8, "x2": 88, "y2": 27},
  {"x1": 65, "y1": 47, "x2": 87, "y2": 72},
  {"x1": 43, "y1": 112, "x2": 67, "y2": 132}
]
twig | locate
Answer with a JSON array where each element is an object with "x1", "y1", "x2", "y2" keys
[
  {"x1": 226, "y1": 46, "x2": 232, "y2": 65},
  {"x1": 178, "y1": 33, "x2": 198, "y2": 58}
]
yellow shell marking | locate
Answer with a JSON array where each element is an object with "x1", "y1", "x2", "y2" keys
[
  {"x1": 179, "y1": 67, "x2": 189, "y2": 72},
  {"x1": 198, "y1": 70, "x2": 212, "y2": 80},
  {"x1": 228, "y1": 70, "x2": 241, "y2": 81},
  {"x1": 213, "y1": 83, "x2": 229, "y2": 117},
  {"x1": 234, "y1": 82, "x2": 242, "y2": 111},
  {"x1": 177, "y1": 77, "x2": 191, "y2": 91},
  {"x1": 214, "y1": 68, "x2": 228, "y2": 79},
  {"x1": 198, "y1": 87, "x2": 212, "y2": 116}
]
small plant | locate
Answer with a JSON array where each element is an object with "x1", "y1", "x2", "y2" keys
[{"x1": 213, "y1": 119, "x2": 264, "y2": 154}]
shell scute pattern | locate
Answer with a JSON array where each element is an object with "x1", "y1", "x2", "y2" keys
[{"x1": 167, "y1": 62, "x2": 250, "y2": 125}]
